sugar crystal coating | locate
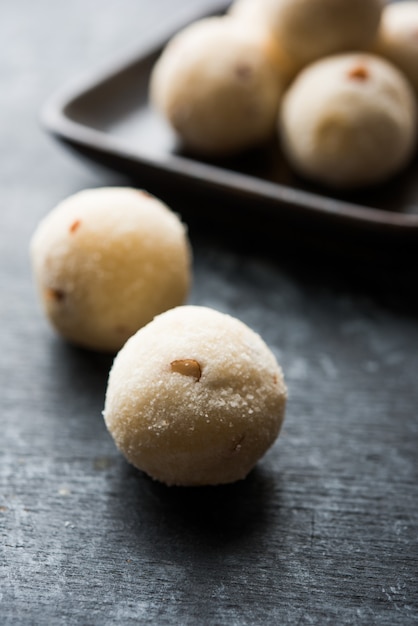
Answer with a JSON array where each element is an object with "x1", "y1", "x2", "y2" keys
[
  {"x1": 103, "y1": 306, "x2": 287, "y2": 486},
  {"x1": 30, "y1": 187, "x2": 191, "y2": 352}
]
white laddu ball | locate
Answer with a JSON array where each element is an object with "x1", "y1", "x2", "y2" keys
[
  {"x1": 30, "y1": 187, "x2": 191, "y2": 352},
  {"x1": 375, "y1": 1, "x2": 418, "y2": 96},
  {"x1": 279, "y1": 53, "x2": 417, "y2": 188},
  {"x1": 103, "y1": 306, "x2": 287, "y2": 486},
  {"x1": 150, "y1": 16, "x2": 285, "y2": 156},
  {"x1": 229, "y1": 0, "x2": 383, "y2": 69},
  {"x1": 228, "y1": 0, "x2": 297, "y2": 82}
]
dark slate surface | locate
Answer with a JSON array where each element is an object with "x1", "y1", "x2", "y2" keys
[{"x1": 1, "y1": 1, "x2": 417, "y2": 624}]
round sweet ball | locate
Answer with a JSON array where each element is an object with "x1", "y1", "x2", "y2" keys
[
  {"x1": 279, "y1": 53, "x2": 417, "y2": 188},
  {"x1": 228, "y1": 0, "x2": 297, "y2": 81},
  {"x1": 375, "y1": 1, "x2": 418, "y2": 96},
  {"x1": 150, "y1": 16, "x2": 285, "y2": 156},
  {"x1": 263, "y1": 0, "x2": 384, "y2": 68},
  {"x1": 30, "y1": 187, "x2": 191, "y2": 352},
  {"x1": 103, "y1": 305, "x2": 287, "y2": 486}
]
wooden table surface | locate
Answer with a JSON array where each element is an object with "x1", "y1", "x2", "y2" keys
[{"x1": 1, "y1": 1, "x2": 417, "y2": 624}]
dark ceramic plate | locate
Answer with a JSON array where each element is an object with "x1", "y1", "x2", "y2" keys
[{"x1": 41, "y1": 0, "x2": 418, "y2": 261}]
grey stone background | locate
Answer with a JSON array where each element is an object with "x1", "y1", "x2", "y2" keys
[{"x1": 1, "y1": 1, "x2": 417, "y2": 624}]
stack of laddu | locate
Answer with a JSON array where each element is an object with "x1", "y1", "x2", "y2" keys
[{"x1": 151, "y1": 0, "x2": 418, "y2": 189}]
